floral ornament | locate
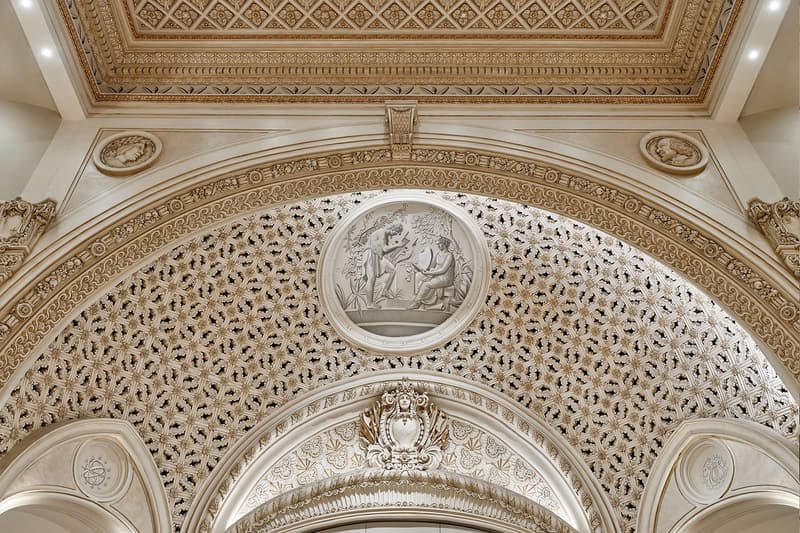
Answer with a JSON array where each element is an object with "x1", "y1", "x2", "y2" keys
[{"x1": 360, "y1": 380, "x2": 449, "y2": 471}]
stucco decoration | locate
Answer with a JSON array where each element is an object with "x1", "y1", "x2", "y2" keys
[
  {"x1": 0, "y1": 192, "x2": 795, "y2": 533},
  {"x1": 674, "y1": 438, "x2": 734, "y2": 505},
  {"x1": 318, "y1": 192, "x2": 490, "y2": 354},
  {"x1": 239, "y1": 415, "x2": 564, "y2": 521},
  {"x1": 0, "y1": 197, "x2": 56, "y2": 287},
  {"x1": 228, "y1": 470, "x2": 577, "y2": 533},
  {"x1": 56, "y1": 0, "x2": 740, "y2": 103},
  {"x1": 638, "y1": 419, "x2": 800, "y2": 533},
  {"x1": 73, "y1": 437, "x2": 133, "y2": 503},
  {"x1": 360, "y1": 380, "x2": 449, "y2": 471},
  {"x1": 748, "y1": 197, "x2": 800, "y2": 279},
  {"x1": 93, "y1": 131, "x2": 163, "y2": 177},
  {"x1": 0, "y1": 418, "x2": 173, "y2": 533},
  {"x1": 386, "y1": 102, "x2": 417, "y2": 160},
  {"x1": 639, "y1": 131, "x2": 709, "y2": 175}
]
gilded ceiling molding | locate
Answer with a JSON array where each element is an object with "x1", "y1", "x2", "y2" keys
[
  {"x1": 0, "y1": 198, "x2": 56, "y2": 288},
  {"x1": 228, "y1": 469, "x2": 577, "y2": 533},
  {"x1": 54, "y1": 0, "x2": 742, "y2": 103},
  {"x1": 0, "y1": 145, "x2": 797, "y2": 396},
  {"x1": 748, "y1": 197, "x2": 800, "y2": 280}
]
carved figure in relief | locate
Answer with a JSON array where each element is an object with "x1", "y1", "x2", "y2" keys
[
  {"x1": 360, "y1": 381, "x2": 448, "y2": 471},
  {"x1": 652, "y1": 137, "x2": 699, "y2": 167},
  {"x1": 102, "y1": 137, "x2": 149, "y2": 168},
  {"x1": 362, "y1": 223, "x2": 410, "y2": 308},
  {"x1": 334, "y1": 202, "x2": 474, "y2": 337},
  {"x1": 408, "y1": 236, "x2": 455, "y2": 309}
]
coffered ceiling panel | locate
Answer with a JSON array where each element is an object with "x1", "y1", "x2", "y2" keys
[{"x1": 56, "y1": 0, "x2": 742, "y2": 103}]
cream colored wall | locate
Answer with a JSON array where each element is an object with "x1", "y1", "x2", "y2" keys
[
  {"x1": 739, "y1": 0, "x2": 799, "y2": 198},
  {"x1": 0, "y1": 101, "x2": 60, "y2": 200}
]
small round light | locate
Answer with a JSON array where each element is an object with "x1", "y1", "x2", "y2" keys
[
  {"x1": 768, "y1": 0, "x2": 782, "y2": 12},
  {"x1": 18, "y1": 0, "x2": 34, "y2": 9},
  {"x1": 747, "y1": 49, "x2": 760, "y2": 61},
  {"x1": 40, "y1": 47, "x2": 54, "y2": 58}
]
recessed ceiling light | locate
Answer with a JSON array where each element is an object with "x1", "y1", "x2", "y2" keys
[
  {"x1": 18, "y1": 0, "x2": 33, "y2": 8},
  {"x1": 747, "y1": 49, "x2": 760, "y2": 61},
  {"x1": 768, "y1": 0, "x2": 782, "y2": 11},
  {"x1": 40, "y1": 47, "x2": 54, "y2": 58}
]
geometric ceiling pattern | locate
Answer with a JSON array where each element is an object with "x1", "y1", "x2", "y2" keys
[
  {"x1": 58, "y1": 0, "x2": 741, "y2": 103},
  {"x1": 0, "y1": 192, "x2": 795, "y2": 533}
]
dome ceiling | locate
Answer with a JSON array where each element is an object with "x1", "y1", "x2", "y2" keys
[
  {"x1": 57, "y1": 0, "x2": 739, "y2": 103},
  {"x1": 0, "y1": 191, "x2": 795, "y2": 533}
]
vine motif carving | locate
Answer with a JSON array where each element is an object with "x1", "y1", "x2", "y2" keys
[
  {"x1": 748, "y1": 197, "x2": 800, "y2": 279},
  {"x1": 360, "y1": 380, "x2": 449, "y2": 471},
  {"x1": 0, "y1": 198, "x2": 56, "y2": 287}
]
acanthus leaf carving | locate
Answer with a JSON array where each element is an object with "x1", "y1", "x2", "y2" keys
[
  {"x1": 360, "y1": 379, "x2": 449, "y2": 471},
  {"x1": 748, "y1": 197, "x2": 800, "y2": 279},
  {"x1": 385, "y1": 102, "x2": 417, "y2": 160},
  {"x1": 0, "y1": 198, "x2": 57, "y2": 286}
]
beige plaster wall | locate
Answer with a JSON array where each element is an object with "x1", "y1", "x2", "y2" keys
[{"x1": 0, "y1": 101, "x2": 60, "y2": 200}]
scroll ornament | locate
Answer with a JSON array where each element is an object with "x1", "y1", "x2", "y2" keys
[
  {"x1": 0, "y1": 197, "x2": 57, "y2": 286},
  {"x1": 360, "y1": 381, "x2": 449, "y2": 471},
  {"x1": 747, "y1": 197, "x2": 800, "y2": 279}
]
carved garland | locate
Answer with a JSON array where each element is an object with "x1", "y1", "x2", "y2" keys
[{"x1": 0, "y1": 146, "x2": 796, "y2": 396}]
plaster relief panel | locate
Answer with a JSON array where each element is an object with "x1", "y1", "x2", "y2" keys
[
  {"x1": 640, "y1": 131, "x2": 709, "y2": 175},
  {"x1": 73, "y1": 438, "x2": 133, "y2": 503},
  {"x1": 93, "y1": 131, "x2": 162, "y2": 177},
  {"x1": 318, "y1": 191, "x2": 490, "y2": 354}
]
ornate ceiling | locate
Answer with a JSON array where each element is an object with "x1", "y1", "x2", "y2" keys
[
  {"x1": 57, "y1": 0, "x2": 741, "y2": 103},
  {"x1": 0, "y1": 192, "x2": 795, "y2": 533}
]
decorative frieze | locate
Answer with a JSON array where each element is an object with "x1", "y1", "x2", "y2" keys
[
  {"x1": 0, "y1": 198, "x2": 56, "y2": 286},
  {"x1": 748, "y1": 197, "x2": 800, "y2": 279}
]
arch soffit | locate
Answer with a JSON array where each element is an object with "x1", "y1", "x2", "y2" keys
[
  {"x1": 0, "y1": 418, "x2": 172, "y2": 533},
  {"x1": 637, "y1": 418, "x2": 800, "y2": 533},
  {"x1": 184, "y1": 371, "x2": 619, "y2": 533},
  {"x1": 0, "y1": 142, "x2": 797, "y2": 399}
]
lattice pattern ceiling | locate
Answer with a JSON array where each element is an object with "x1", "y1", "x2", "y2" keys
[
  {"x1": 129, "y1": 0, "x2": 662, "y2": 35},
  {"x1": 56, "y1": 0, "x2": 741, "y2": 103},
  {"x1": 0, "y1": 192, "x2": 795, "y2": 533}
]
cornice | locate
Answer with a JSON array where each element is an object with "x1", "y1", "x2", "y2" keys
[{"x1": 52, "y1": 0, "x2": 741, "y2": 104}]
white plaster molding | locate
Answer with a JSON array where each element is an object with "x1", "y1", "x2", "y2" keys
[
  {"x1": 637, "y1": 418, "x2": 800, "y2": 533},
  {"x1": 187, "y1": 372, "x2": 616, "y2": 533},
  {"x1": 227, "y1": 469, "x2": 577, "y2": 533},
  {"x1": 639, "y1": 131, "x2": 710, "y2": 175},
  {"x1": 318, "y1": 192, "x2": 491, "y2": 355},
  {"x1": 0, "y1": 418, "x2": 172, "y2": 533},
  {"x1": 92, "y1": 131, "x2": 163, "y2": 177}
]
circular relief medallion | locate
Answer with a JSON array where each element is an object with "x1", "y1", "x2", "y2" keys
[
  {"x1": 73, "y1": 438, "x2": 132, "y2": 503},
  {"x1": 640, "y1": 131, "x2": 709, "y2": 175},
  {"x1": 93, "y1": 130, "x2": 162, "y2": 176},
  {"x1": 319, "y1": 192, "x2": 490, "y2": 355},
  {"x1": 675, "y1": 438, "x2": 734, "y2": 505}
]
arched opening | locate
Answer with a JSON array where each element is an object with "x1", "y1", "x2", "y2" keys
[{"x1": 0, "y1": 492, "x2": 135, "y2": 533}]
